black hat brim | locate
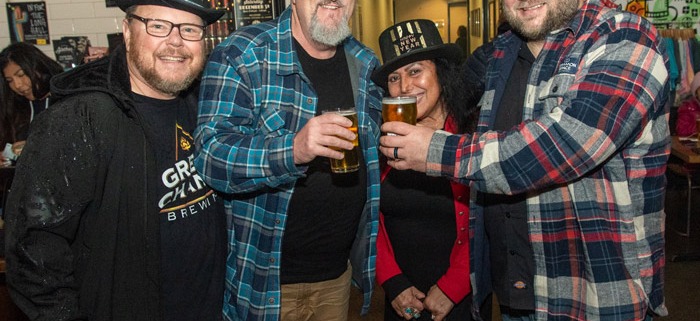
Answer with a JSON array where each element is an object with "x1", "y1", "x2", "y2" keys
[
  {"x1": 372, "y1": 44, "x2": 463, "y2": 87},
  {"x1": 118, "y1": 0, "x2": 225, "y2": 25}
]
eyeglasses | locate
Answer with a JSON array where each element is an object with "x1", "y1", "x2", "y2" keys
[{"x1": 128, "y1": 14, "x2": 205, "y2": 41}]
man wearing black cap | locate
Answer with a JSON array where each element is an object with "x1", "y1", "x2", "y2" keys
[
  {"x1": 4, "y1": 1, "x2": 226, "y2": 321},
  {"x1": 195, "y1": 0, "x2": 383, "y2": 320}
]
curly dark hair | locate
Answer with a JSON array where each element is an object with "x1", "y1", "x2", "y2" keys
[
  {"x1": 0, "y1": 42, "x2": 63, "y2": 146},
  {"x1": 433, "y1": 57, "x2": 479, "y2": 134}
]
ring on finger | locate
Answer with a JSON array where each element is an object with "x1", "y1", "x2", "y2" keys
[
  {"x1": 404, "y1": 307, "x2": 413, "y2": 315},
  {"x1": 393, "y1": 147, "x2": 399, "y2": 159}
]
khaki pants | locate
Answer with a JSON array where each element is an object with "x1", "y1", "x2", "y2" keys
[{"x1": 280, "y1": 266, "x2": 352, "y2": 321}]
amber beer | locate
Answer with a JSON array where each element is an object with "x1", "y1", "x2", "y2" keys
[
  {"x1": 326, "y1": 108, "x2": 360, "y2": 173},
  {"x1": 382, "y1": 96, "x2": 417, "y2": 125}
]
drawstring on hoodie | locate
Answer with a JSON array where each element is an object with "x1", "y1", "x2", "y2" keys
[{"x1": 28, "y1": 97, "x2": 49, "y2": 122}]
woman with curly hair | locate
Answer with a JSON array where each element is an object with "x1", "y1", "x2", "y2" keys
[
  {"x1": 0, "y1": 42, "x2": 63, "y2": 162},
  {"x1": 371, "y1": 19, "x2": 478, "y2": 321}
]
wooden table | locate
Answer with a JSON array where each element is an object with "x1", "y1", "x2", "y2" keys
[
  {"x1": 671, "y1": 136, "x2": 700, "y2": 163},
  {"x1": 669, "y1": 136, "x2": 700, "y2": 262}
]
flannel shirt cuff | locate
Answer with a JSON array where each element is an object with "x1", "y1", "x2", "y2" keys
[{"x1": 426, "y1": 130, "x2": 460, "y2": 178}]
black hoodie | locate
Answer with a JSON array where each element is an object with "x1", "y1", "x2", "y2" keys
[{"x1": 4, "y1": 45, "x2": 210, "y2": 321}]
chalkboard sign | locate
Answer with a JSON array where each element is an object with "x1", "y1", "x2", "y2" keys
[
  {"x1": 53, "y1": 39, "x2": 77, "y2": 70},
  {"x1": 107, "y1": 32, "x2": 124, "y2": 53},
  {"x1": 6, "y1": 2, "x2": 50, "y2": 45},
  {"x1": 233, "y1": 0, "x2": 275, "y2": 27}
]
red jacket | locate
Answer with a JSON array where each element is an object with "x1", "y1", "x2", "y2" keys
[{"x1": 376, "y1": 117, "x2": 471, "y2": 303}]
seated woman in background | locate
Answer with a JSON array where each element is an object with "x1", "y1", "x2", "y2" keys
[
  {"x1": 371, "y1": 19, "x2": 478, "y2": 321},
  {"x1": 0, "y1": 42, "x2": 63, "y2": 163},
  {"x1": 676, "y1": 71, "x2": 700, "y2": 137}
]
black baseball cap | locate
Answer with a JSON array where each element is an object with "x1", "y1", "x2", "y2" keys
[{"x1": 117, "y1": 0, "x2": 225, "y2": 25}]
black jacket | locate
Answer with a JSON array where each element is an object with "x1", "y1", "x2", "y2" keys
[{"x1": 4, "y1": 45, "x2": 201, "y2": 321}]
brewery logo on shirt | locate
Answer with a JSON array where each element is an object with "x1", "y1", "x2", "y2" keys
[
  {"x1": 176, "y1": 124, "x2": 193, "y2": 156},
  {"x1": 558, "y1": 57, "x2": 578, "y2": 74},
  {"x1": 159, "y1": 124, "x2": 217, "y2": 221}
]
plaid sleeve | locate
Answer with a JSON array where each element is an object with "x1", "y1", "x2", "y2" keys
[
  {"x1": 428, "y1": 18, "x2": 669, "y2": 196},
  {"x1": 194, "y1": 42, "x2": 303, "y2": 194}
]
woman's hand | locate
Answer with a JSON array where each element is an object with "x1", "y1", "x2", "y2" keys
[
  {"x1": 391, "y1": 286, "x2": 426, "y2": 320},
  {"x1": 12, "y1": 140, "x2": 26, "y2": 156},
  {"x1": 423, "y1": 285, "x2": 454, "y2": 321}
]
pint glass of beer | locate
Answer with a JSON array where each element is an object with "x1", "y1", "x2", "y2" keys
[
  {"x1": 382, "y1": 96, "x2": 417, "y2": 125},
  {"x1": 324, "y1": 108, "x2": 360, "y2": 173}
]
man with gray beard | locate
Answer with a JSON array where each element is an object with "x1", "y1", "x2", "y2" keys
[
  {"x1": 195, "y1": 0, "x2": 383, "y2": 320},
  {"x1": 379, "y1": 0, "x2": 670, "y2": 320},
  {"x1": 4, "y1": 0, "x2": 227, "y2": 320}
]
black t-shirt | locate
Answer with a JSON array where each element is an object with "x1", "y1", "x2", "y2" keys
[
  {"x1": 281, "y1": 41, "x2": 367, "y2": 284},
  {"x1": 131, "y1": 93, "x2": 225, "y2": 321},
  {"x1": 380, "y1": 169, "x2": 455, "y2": 291},
  {"x1": 381, "y1": 169, "x2": 474, "y2": 321}
]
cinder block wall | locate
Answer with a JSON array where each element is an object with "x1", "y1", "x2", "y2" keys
[{"x1": 0, "y1": 0, "x2": 124, "y2": 60}]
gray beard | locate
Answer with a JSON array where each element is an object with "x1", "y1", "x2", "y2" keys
[{"x1": 309, "y1": 10, "x2": 352, "y2": 46}]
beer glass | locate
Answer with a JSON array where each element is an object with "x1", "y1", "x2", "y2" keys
[
  {"x1": 382, "y1": 96, "x2": 417, "y2": 125},
  {"x1": 324, "y1": 107, "x2": 360, "y2": 173}
]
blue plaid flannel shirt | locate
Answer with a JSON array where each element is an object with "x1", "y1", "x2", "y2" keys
[{"x1": 194, "y1": 7, "x2": 383, "y2": 321}]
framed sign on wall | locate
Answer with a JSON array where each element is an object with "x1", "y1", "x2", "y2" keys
[
  {"x1": 6, "y1": 1, "x2": 50, "y2": 44},
  {"x1": 470, "y1": 8, "x2": 480, "y2": 37},
  {"x1": 233, "y1": 0, "x2": 276, "y2": 27}
]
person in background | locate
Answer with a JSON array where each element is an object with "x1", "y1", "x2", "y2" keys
[
  {"x1": 676, "y1": 71, "x2": 700, "y2": 137},
  {"x1": 379, "y1": 0, "x2": 670, "y2": 320},
  {"x1": 0, "y1": 42, "x2": 63, "y2": 162},
  {"x1": 455, "y1": 25, "x2": 468, "y2": 61},
  {"x1": 4, "y1": 0, "x2": 227, "y2": 320},
  {"x1": 194, "y1": 0, "x2": 383, "y2": 320},
  {"x1": 371, "y1": 19, "x2": 475, "y2": 321}
]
